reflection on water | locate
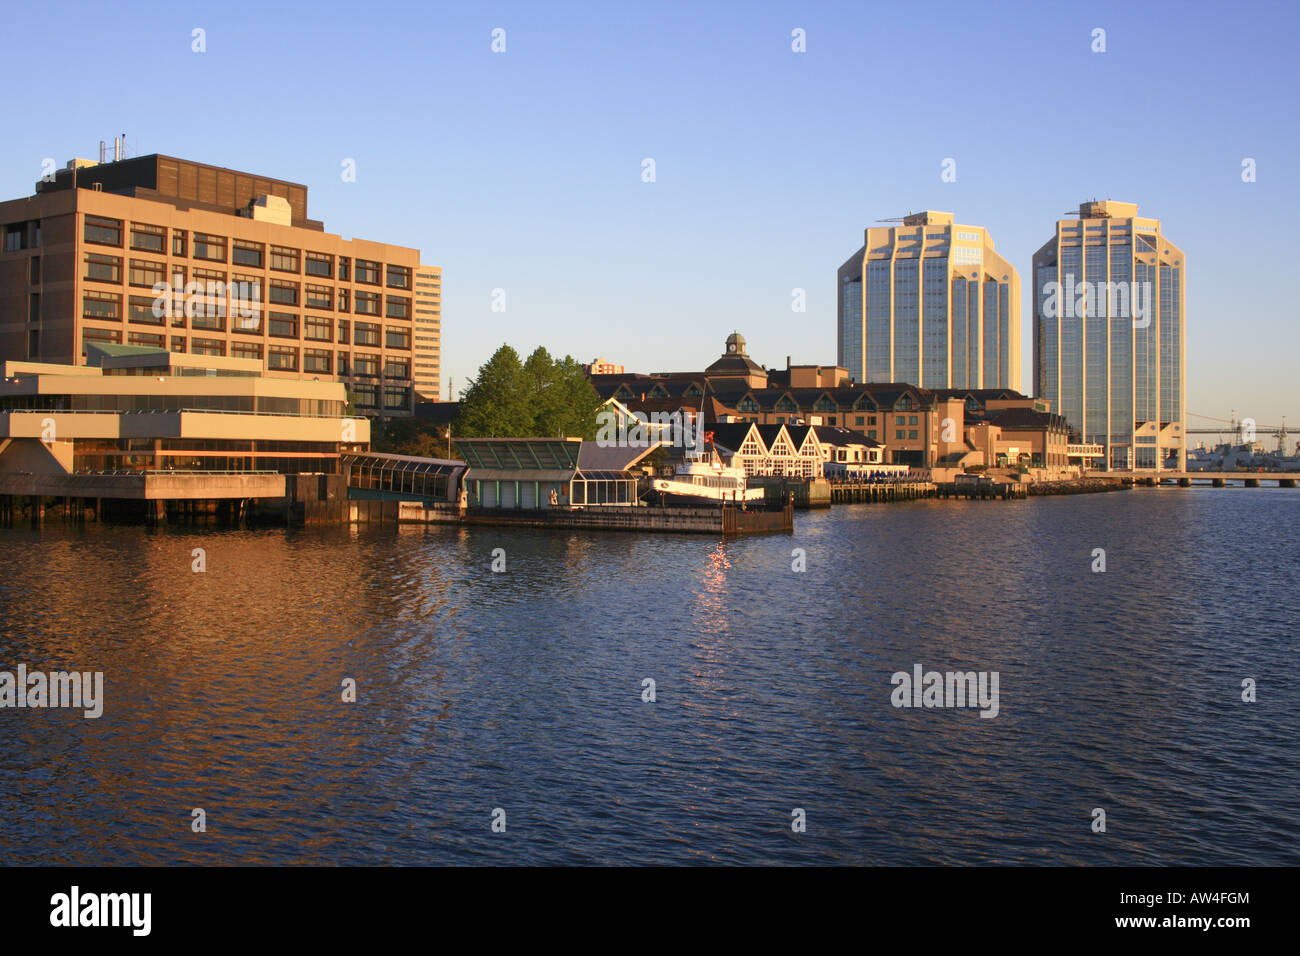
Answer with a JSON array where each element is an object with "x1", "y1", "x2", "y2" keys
[{"x1": 1, "y1": 488, "x2": 1297, "y2": 864}]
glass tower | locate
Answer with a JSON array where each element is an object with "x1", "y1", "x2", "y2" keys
[
  {"x1": 838, "y1": 211, "x2": 1020, "y2": 391},
  {"x1": 1032, "y1": 201, "x2": 1185, "y2": 471}
]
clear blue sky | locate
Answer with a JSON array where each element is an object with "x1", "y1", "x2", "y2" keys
[{"x1": 3, "y1": 0, "x2": 1296, "y2": 441}]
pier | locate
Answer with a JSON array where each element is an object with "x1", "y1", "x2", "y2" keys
[{"x1": 828, "y1": 477, "x2": 938, "y2": 503}]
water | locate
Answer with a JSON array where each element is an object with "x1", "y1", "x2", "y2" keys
[{"x1": 1, "y1": 488, "x2": 1297, "y2": 865}]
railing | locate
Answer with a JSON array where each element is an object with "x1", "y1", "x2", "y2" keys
[
  {"x1": 71, "y1": 469, "x2": 282, "y2": 476},
  {"x1": 2, "y1": 407, "x2": 349, "y2": 419}
]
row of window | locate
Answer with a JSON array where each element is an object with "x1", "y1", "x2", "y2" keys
[
  {"x1": 82, "y1": 215, "x2": 413, "y2": 287},
  {"x1": 81, "y1": 293, "x2": 412, "y2": 346},
  {"x1": 82, "y1": 254, "x2": 412, "y2": 317}
]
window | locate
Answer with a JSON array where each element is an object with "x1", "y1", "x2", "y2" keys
[
  {"x1": 84, "y1": 215, "x2": 122, "y2": 246},
  {"x1": 305, "y1": 284, "x2": 332, "y2": 310},
  {"x1": 305, "y1": 252, "x2": 333, "y2": 278},
  {"x1": 268, "y1": 345, "x2": 298, "y2": 370},
  {"x1": 171, "y1": 337, "x2": 187, "y2": 353},
  {"x1": 232, "y1": 239, "x2": 264, "y2": 267},
  {"x1": 352, "y1": 383, "x2": 377, "y2": 407},
  {"x1": 908, "y1": 430, "x2": 918, "y2": 440},
  {"x1": 384, "y1": 387, "x2": 409, "y2": 409},
  {"x1": 338, "y1": 257, "x2": 350, "y2": 282},
  {"x1": 355, "y1": 259, "x2": 380, "y2": 284},
  {"x1": 172, "y1": 230, "x2": 187, "y2": 257},
  {"x1": 128, "y1": 332, "x2": 165, "y2": 348},
  {"x1": 386, "y1": 264, "x2": 411, "y2": 289},
  {"x1": 354, "y1": 291, "x2": 379, "y2": 315},
  {"x1": 83, "y1": 290, "x2": 121, "y2": 320},
  {"x1": 84, "y1": 253, "x2": 122, "y2": 283},
  {"x1": 4, "y1": 223, "x2": 25, "y2": 251},
  {"x1": 128, "y1": 295, "x2": 164, "y2": 325},
  {"x1": 305, "y1": 316, "x2": 332, "y2": 341},
  {"x1": 81, "y1": 328, "x2": 121, "y2": 354},
  {"x1": 353, "y1": 322, "x2": 379, "y2": 346},
  {"x1": 896, "y1": 430, "x2": 905, "y2": 440},
  {"x1": 896, "y1": 415, "x2": 905, "y2": 426},
  {"x1": 385, "y1": 326, "x2": 411, "y2": 349},
  {"x1": 270, "y1": 246, "x2": 300, "y2": 273},
  {"x1": 867, "y1": 429, "x2": 877, "y2": 440},
  {"x1": 129, "y1": 258, "x2": 166, "y2": 288},
  {"x1": 909, "y1": 415, "x2": 918, "y2": 425},
  {"x1": 385, "y1": 296, "x2": 410, "y2": 319},
  {"x1": 269, "y1": 280, "x2": 298, "y2": 305},
  {"x1": 304, "y1": 348, "x2": 332, "y2": 373},
  {"x1": 336, "y1": 352, "x2": 350, "y2": 376},
  {"x1": 337, "y1": 320, "x2": 350, "y2": 344},
  {"x1": 192, "y1": 338, "x2": 226, "y2": 356},
  {"x1": 231, "y1": 341, "x2": 263, "y2": 360},
  {"x1": 128, "y1": 223, "x2": 166, "y2": 253},
  {"x1": 855, "y1": 416, "x2": 864, "y2": 426},
  {"x1": 192, "y1": 233, "x2": 227, "y2": 261},
  {"x1": 337, "y1": 288, "x2": 349, "y2": 312},
  {"x1": 352, "y1": 353, "x2": 379, "y2": 377},
  {"x1": 269, "y1": 312, "x2": 299, "y2": 338},
  {"x1": 384, "y1": 358, "x2": 410, "y2": 379}
]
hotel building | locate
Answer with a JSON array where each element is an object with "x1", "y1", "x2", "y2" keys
[
  {"x1": 838, "y1": 211, "x2": 1021, "y2": 391},
  {"x1": 1032, "y1": 201, "x2": 1185, "y2": 470},
  {"x1": 0, "y1": 152, "x2": 442, "y2": 418}
]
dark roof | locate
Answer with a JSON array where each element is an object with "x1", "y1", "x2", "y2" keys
[
  {"x1": 706, "y1": 422, "x2": 759, "y2": 454},
  {"x1": 577, "y1": 442, "x2": 656, "y2": 471},
  {"x1": 812, "y1": 425, "x2": 882, "y2": 448},
  {"x1": 987, "y1": 408, "x2": 1069, "y2": 431},
  {"x1": 704, "y1": 354, "x2": 765, "y2": 376}
]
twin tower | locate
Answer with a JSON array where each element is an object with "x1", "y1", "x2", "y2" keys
[{"x1": 837, "y1": 202, "x2": 1186, "y2": 471}]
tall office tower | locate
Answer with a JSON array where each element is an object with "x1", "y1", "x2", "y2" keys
[
  {"x1": 413, "y1": 266, "x2": 442, "y2": 401},
  {"x1": 0, "y1": 150, "x2": 441, "y2": 418},
  {"x1": 837, "y1": 211, "x2": 1020, "y2": 391},
  {"x1": 1032, "y1": 201, "x2": 1185, "y2": 471}
]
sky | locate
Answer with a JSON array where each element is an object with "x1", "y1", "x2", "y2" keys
[{"x1": 2, "y1": 0, "x2": 1297, "y2": 442}]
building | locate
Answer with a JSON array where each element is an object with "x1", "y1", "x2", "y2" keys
[
  {"x1": 583, "y1": 357, "x2": 624, "y2": 376},
  {"x1": 413, "y1": 266, "x2": 442, "y2": 401},
  {"x1": 1032, "y1": 200, "x2": 1185, "y2": 471},
  {"x1": 456, "y1": 437, "x2": 647, "y2": 508},
  {"x1": 837, "y1": 211, "x2": 1021, "y2": 391},
  {"x1": 0, "y1": 344, "x2": 367, "y2": 476},
  {"x1": 0, "y1": 151, "x2": 442, "y2": 419},
  {"x1": 591, "y1": 332, "x2": 1046, "y2": 468}
]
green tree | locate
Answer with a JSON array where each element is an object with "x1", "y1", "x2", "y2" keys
[
  {"x1": 455, "y1": 343, "x2": 601, "y2": 439},
  {"x1": 454, "y1": 344, "x2": 532, "y2": 437}
]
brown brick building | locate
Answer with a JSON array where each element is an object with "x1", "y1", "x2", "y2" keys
[{"x1": 0, "y1": 153, "x2": 441, "y2": 418}]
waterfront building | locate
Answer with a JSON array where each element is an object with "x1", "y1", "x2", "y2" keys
[
  {"x1": 0, "y1": 151, "x2": 441, "y2": 419},
  {"x1": 456, "y1": 437, "x2": 648, "y2": 508},
  {"x1": 837, "y1": 211, "x2": 1021, "y2": 390},
  {"x1": 1032, "y1": 200, "x2": 1186, "y2": 470},
  {"x1": 589, "y1": 333, "x2": 1052, "y2": 469},
  {"x1": 0, "y1": 344, "x2": 367, "y2": 476}
]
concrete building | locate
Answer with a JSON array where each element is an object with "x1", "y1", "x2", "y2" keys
[
  {"x1": 1032, "y1": 200, "x2": 1185, "y2": 471},
  {"x1": 838, "y1": 211, "x2": 1021, "y2": 391},
  {"x1": 0, "y1": 344, "x2": 367, "y2": 475},
  {"x1": 413, "y1": 266, "x2": 442, "y2": 401},
  {"x1": 0, "y1": 151, "x2": 441, "y2": 419}
]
